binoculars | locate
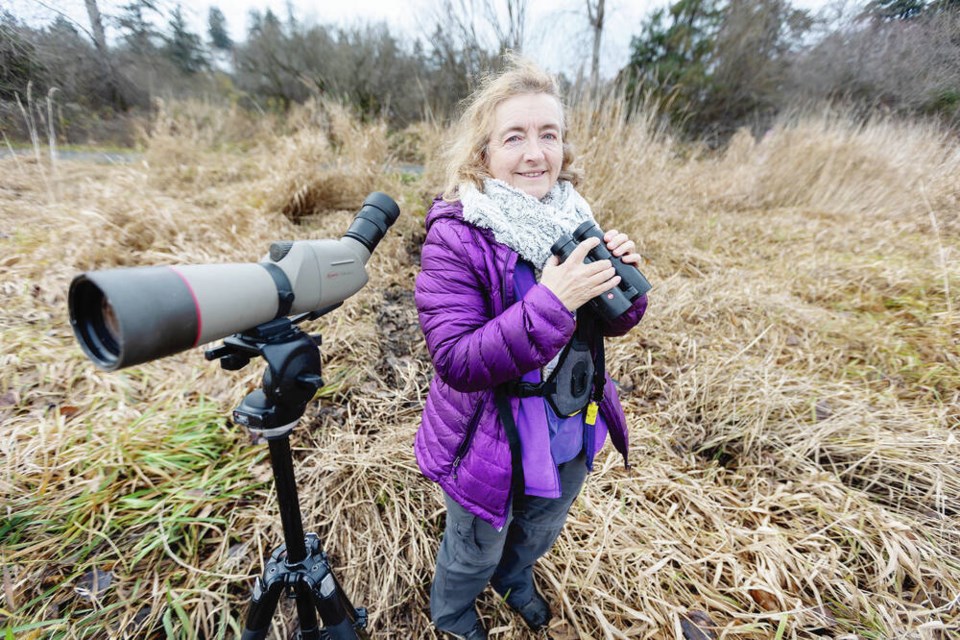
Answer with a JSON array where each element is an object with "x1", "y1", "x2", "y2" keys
[{"x1": 550, "y1": 221, "x2": 652, "y2": 321}]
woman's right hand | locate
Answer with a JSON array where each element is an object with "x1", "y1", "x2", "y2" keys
[{"x1": 540, "y1": 237, "x2": 621, "y2": 312}]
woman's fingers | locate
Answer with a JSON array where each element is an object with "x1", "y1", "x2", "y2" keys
[
  {"x1": 604, "y1": 230, "x2": 636, "y2": 257},
  {"x1": 613, "y1": 240, "x2": 635, "y2": 257},
  {"x1": 566, "y1": 236, "x2": 601, "y2": 264},
  {"x1": 590, "y1": 272, "x2": 620, "y2": 294}
]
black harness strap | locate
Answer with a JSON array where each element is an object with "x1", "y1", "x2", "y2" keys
[
  {"x1": 502, "y1": 308, "x2": 606, "y2": 406},
  {"x1": 587, "y1": 310, "x2": 606, "y2": 404},
  {"x1": 496, "y1": 308, "x2": 608, "y2": 500},
  {"x1": 494, "y1": 386, "x2": 526, "y2": 499}
]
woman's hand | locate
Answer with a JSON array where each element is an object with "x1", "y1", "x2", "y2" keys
[
  {"x1": 540, "y1": 237, "x2": 621, "y2": 312},
  {"x1": 603, "y1": 229, "x2": 642, "y2": 266}
]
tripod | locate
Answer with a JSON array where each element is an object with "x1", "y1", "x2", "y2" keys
[{"x1": 206, "y1": 310, "x2": 369, "y2": 640}]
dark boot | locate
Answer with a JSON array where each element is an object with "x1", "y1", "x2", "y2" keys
[
  {"x1": 508, "y1": 589, "x2": 551, "y2": 631},
  {"x1": 442, "y1": 621, "x2": 488, "y2": 640}
]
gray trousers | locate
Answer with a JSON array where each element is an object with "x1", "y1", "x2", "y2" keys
[{"x1": 430, "y1": 452, "x2": 589, "y2": 635}]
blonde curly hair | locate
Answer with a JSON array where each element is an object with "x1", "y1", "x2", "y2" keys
[{"x1": 442, "y1": 56, "x2": 581, "y2": 201}]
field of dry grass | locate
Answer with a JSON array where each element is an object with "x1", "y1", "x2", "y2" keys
[{"x1": 1, "y1": 97, "x2": 958, "y2": 639}]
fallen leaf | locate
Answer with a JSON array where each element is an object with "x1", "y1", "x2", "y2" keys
[
  {"x1": 3, "y1": 564, "x2": 16, "y2": 610},
  {"x1": 59, "y1": 405, "x2": 80, "y2": 417},
  {"x1": 0, "y1": 390, "x2": 20, "y2": 407},
  {"x1": 749, "y1": 588, "x2": 779, "y2": 611},
  {"x1": 75, "y1": 568, "x2": 113, "y2": 600},
  {"x1": 815, "y1": 400, "x2": 832, "y2": 422},
  {"x1": 547, "y1": 618, "x2": 579, "y2": 639},
  {"x1": 681, "y1": 610, "x2": 719, "y2": 640}
]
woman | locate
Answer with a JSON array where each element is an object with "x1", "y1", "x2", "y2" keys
[{"x1": 414, "y1": 58, "x2": 648, "y2": 639}]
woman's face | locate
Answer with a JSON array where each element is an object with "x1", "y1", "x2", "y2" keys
[{"x1": 486, "y1": 93, "x2": 563, "y2": 199}]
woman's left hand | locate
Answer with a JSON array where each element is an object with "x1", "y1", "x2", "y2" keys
[{"x1": 603, "y1": 229, "x2": 642, "y2": 266}]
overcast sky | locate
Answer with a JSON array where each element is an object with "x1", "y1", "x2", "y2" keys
[{"x1": 14, "y1": 0, "x2": 841, "y2": 79}]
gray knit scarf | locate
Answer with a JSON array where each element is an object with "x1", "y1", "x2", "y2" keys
[{"x1": 461, "y1": 178, "x2": 596, "y2": 269}]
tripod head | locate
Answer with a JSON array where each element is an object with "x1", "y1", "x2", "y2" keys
[{"x1": 204, "y1": 304, "x2": 339, "y2": 439}]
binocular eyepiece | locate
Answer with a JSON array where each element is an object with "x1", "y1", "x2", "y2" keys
[
  {"x1": 69, "y1": 192, "x2": 400, "y2": 371},
  {"x1": 550, "y1": 221, "x2": 652, "y2": 322}
]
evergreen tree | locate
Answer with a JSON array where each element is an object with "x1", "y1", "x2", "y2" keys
[
  {"x1": 207, "y1": 6, "x2": 232, "y2": 52},
  {"x1": 0, "y1": 12, "x2": 46, "y2": 100},
  {"x1": 117, "y1": 0, "x2": 161, "y2": 54},
  {"x1": 623, "y1": 0, "x2": 812, "y2": 138},
  {"x1": 164, "y1": 5, "x2": 208, "y2": 74},
  {"x1": 623, "y1": 0, "x2": 722, "y2": 117},
  {"x1": 867, "y1": 0, "x2": 928, "y2": 20}
]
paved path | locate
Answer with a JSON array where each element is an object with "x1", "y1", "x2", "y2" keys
[{"x1": 0, "y1": 148, "x2": 140, "y2": 164}]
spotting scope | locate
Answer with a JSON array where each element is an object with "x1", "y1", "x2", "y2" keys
[{"x1": 69, "y1": 192, "x2": 400, "y2": 371}]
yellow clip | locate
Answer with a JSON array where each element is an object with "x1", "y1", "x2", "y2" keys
[{"x1": 585, "y1": 402, "x2": 599, "y2": 426}]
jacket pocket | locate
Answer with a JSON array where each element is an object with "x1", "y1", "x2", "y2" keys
[{"x1": 451, "y1": 396, "x2": 485, "y2": 480}]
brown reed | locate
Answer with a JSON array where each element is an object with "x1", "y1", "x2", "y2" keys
[{"x1": 0, "y1": 95, "x2": 957, "y2": 639}]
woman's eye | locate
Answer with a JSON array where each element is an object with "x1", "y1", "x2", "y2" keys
[
  {"x1": 542, "y1": 132, "x2": 558, "y2": 142},
  {"x1": 505, "y1": 135, "x2": 522, "y2": 144}
]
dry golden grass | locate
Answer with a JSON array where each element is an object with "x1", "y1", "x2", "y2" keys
[{"x1": 1, "y1": 97, "x2": 957, "y2": 639}]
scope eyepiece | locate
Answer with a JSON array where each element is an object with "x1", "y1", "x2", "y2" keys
[{"x1": 342, "y1": 192, "x2": 401, "y2": 253}]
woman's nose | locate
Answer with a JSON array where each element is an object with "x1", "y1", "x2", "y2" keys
[{"x1": 523, "y1": 139, "x2": 545, "y2": 161}]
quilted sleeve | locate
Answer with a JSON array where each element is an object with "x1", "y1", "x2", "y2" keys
[
  {"x1": 601, "y1": 293, "x2": 648, "y2": 337},
  {"x1": 415, "y1": 219, "x2": 575, "y2": 393}
]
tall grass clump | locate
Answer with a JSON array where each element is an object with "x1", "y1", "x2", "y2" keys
[
  {"x1": 1, "y1": 97, "x2": 958, "y2": 638},
  {"x1": 719, "y1": 108, "x2": 960, "y2": 223},
  {"x1": 565, "y1": 91, "x2": 690, "y2": 225}
]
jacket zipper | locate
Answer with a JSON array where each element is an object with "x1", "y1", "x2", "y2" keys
[
  {"x1": 453, "y1": 253, "x2": 514, "y2": 479},
  {"x1": 452, "y1": 399, "x2": 485, "y2": 479},
  {"x1": 501, "y1": 253, "x2": 513, "y2": 309}
]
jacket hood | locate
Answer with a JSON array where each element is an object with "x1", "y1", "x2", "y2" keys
[{"x1": 425, "y1": 196, "x2": 463, "y2": 232}]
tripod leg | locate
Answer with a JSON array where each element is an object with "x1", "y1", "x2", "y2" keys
[
  {"x1": 292, "y1": 534, "x2": 366, "y2": 639},
  {"x1": 241, "y1": 573, "x2": 285, "y2": 640},
  {"x1": 306, "y1": 569, "x2": 367, "y2": 640},
  {"x1": 332, "y1": 574, "x2": 370, "y2": 640},
  {"x1": 293, "y1": 579, "x2": 324, "y2": 640}
]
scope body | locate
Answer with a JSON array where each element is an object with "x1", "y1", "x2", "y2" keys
[{"x1": 70, "y1": 192, "x2": 399, "y2": 371}]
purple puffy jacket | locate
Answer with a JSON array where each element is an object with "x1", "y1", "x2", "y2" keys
[{"x1": 414, "y1": 197, "x2": 648, "y2": 528}]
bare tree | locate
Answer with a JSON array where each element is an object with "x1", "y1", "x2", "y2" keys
[
  {"x1": 83, "y1": 0, "x2": 126, "y2": 108},
  {"x1": 83, "y1": 0, "x2": 107, "y2": 55},
  {"x1": 586, "y1": 0, "x2": 604, "y2": 90},
  {"x1": 488, "y1": 0, "x2": 527, "y2": 53},
  {"x1": 785, "y1": 8, "x2": 960, "y2": 126},
  {"x1": 429, "y1": 0, "x2": 528, "y2": 60}
]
